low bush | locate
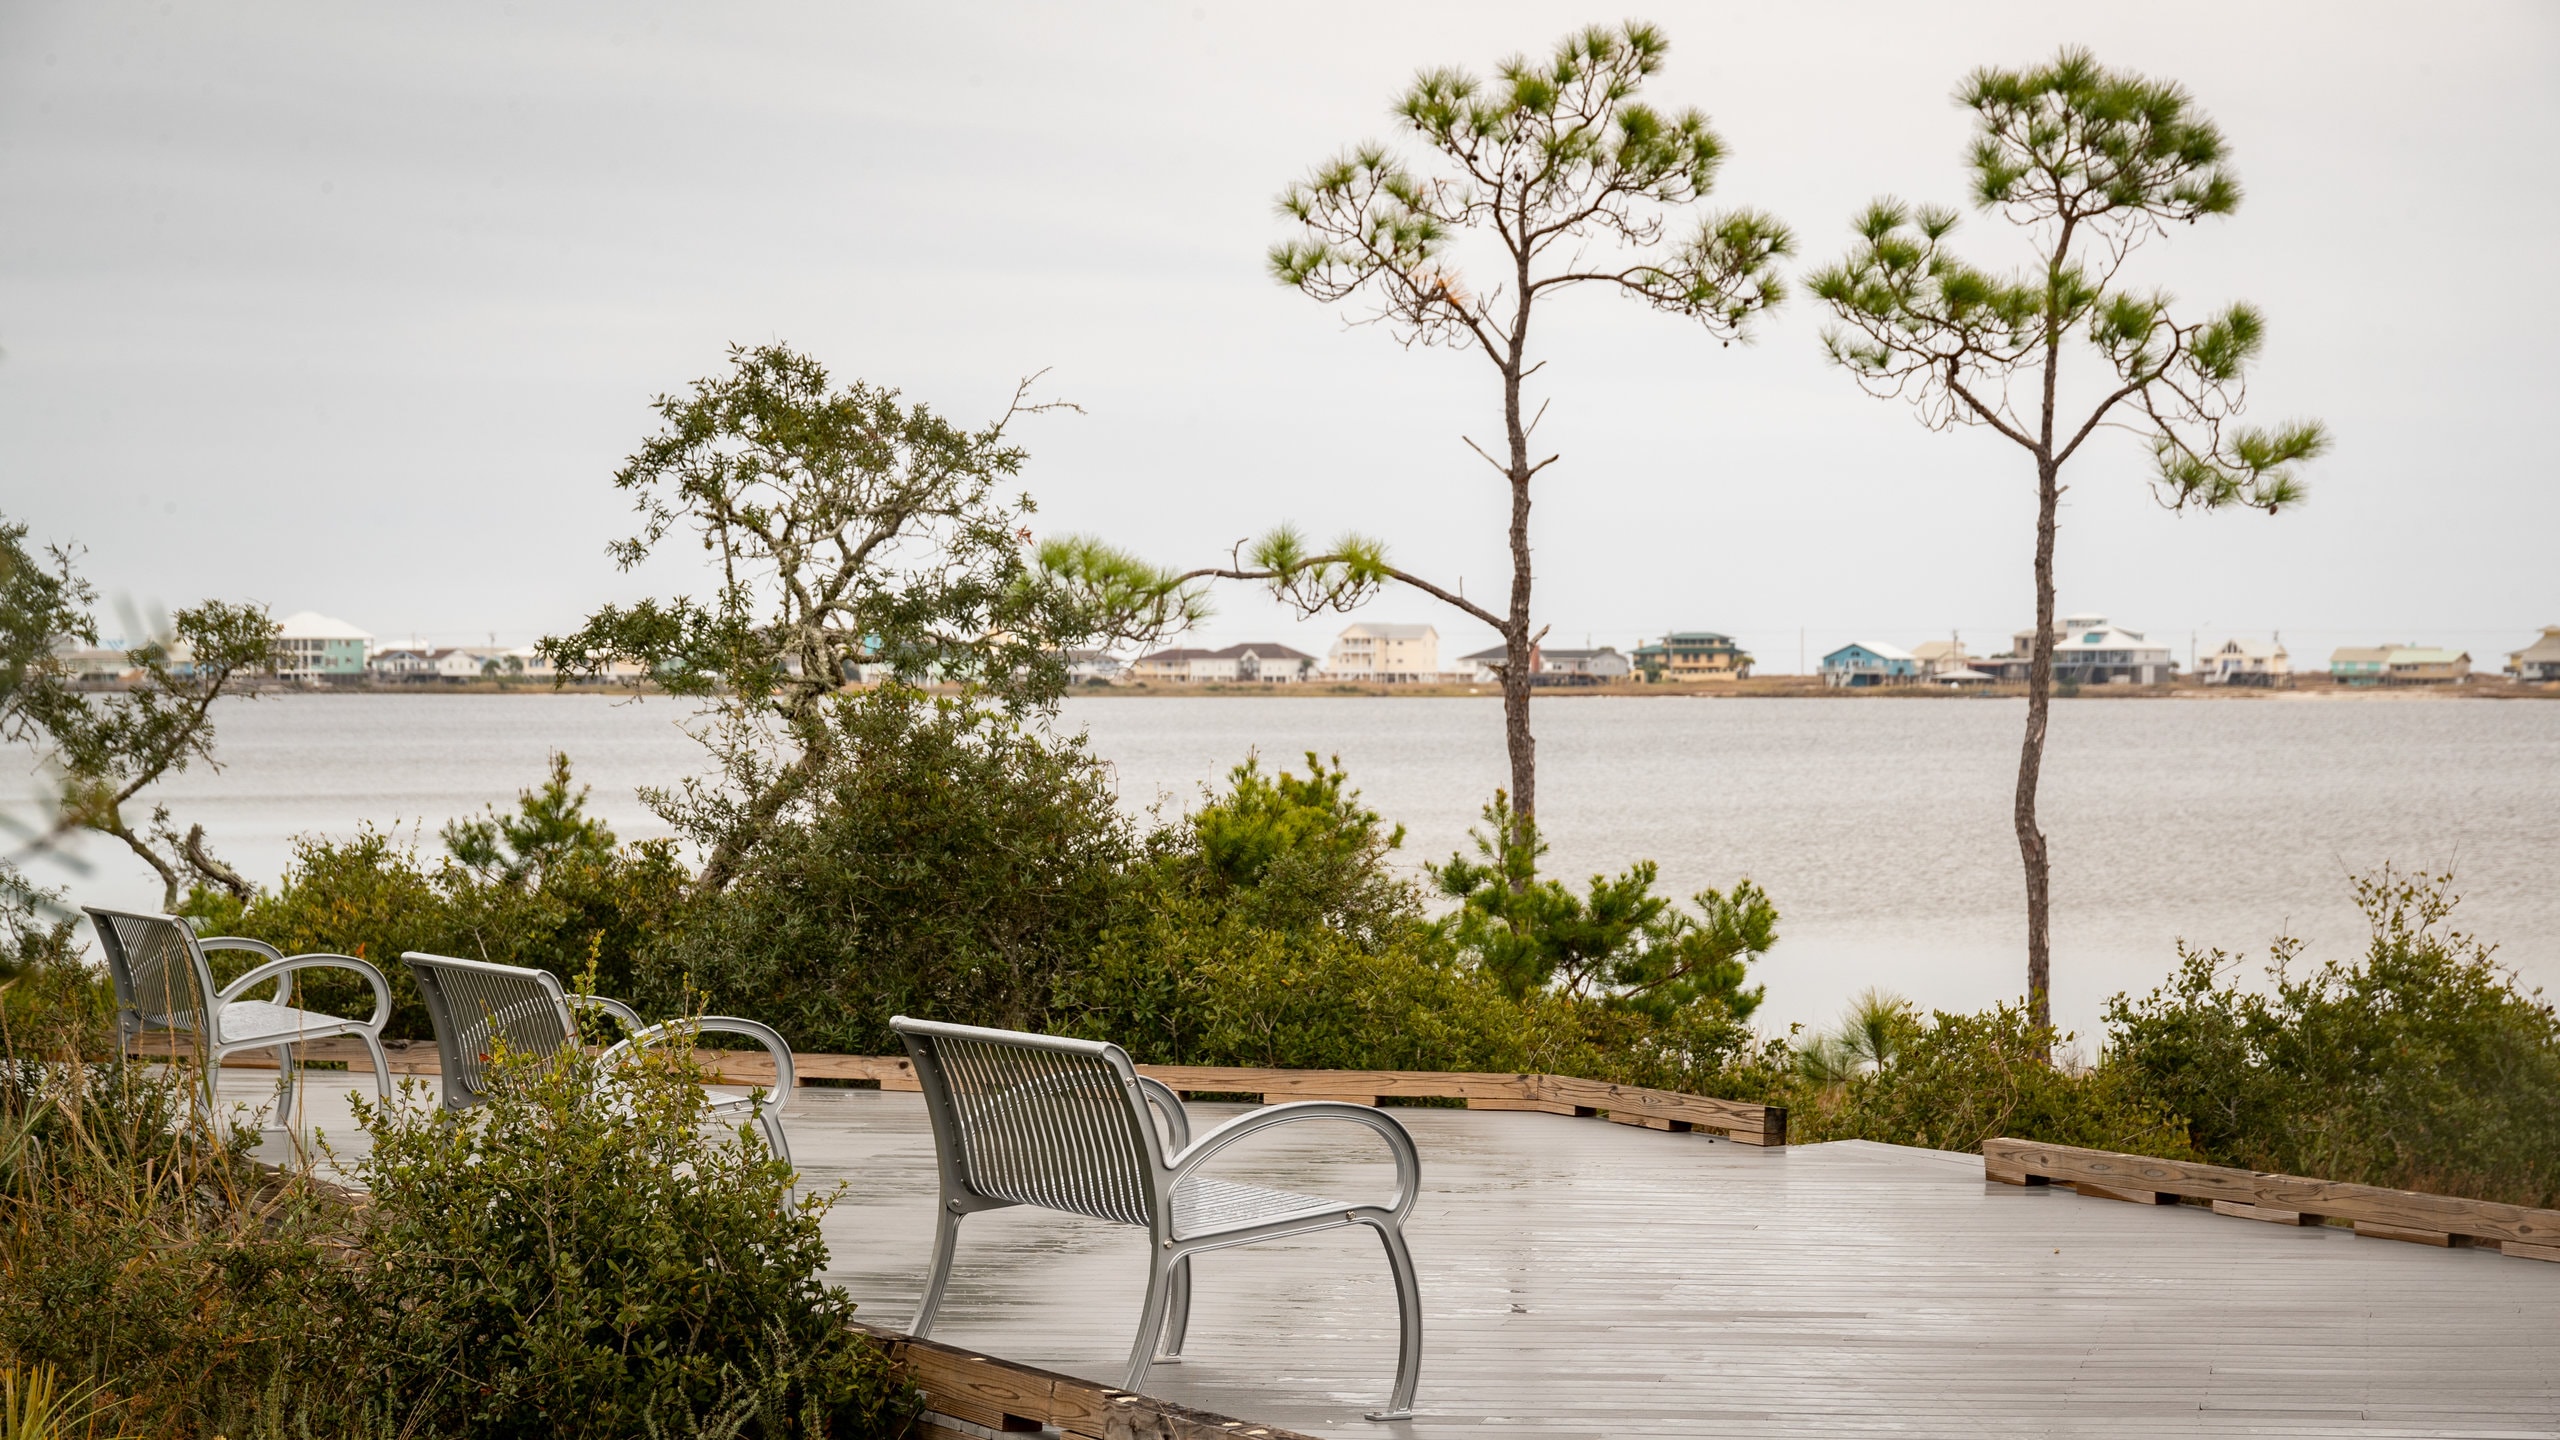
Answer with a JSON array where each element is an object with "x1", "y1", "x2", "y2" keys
[
  {"x1": 1061, "y1": 757, "x2": 1787, "y2": 1095},
  {"x1": 346, "y1": 1043, "x2": 917, "y2": 1439},
  {"x1": 1432, "y1": 794, "x2": 1778, "y2": 1023},
  {"x1": 0, "y1": 1024, "x2": 917, "y2": 1437},
  {"x1": 0, "y1": 871, "x2": 111, "y2": 1058},
  {"x1": 1786, "y1": 999, "x2": 2196, "y2": 1157},
  {"x1": 2108, "y1": 868, "x2": 2560, "y2": 1206},
  {"x1": 1064, "y1": 898, "x2": 1530, "y2": 1072},
  {"x1": 181, "y1": 757, "x2": 688, "y2": 1042},
  {"x1": 661, "y1": 690, "x2": 1134, "y2": 1053}
]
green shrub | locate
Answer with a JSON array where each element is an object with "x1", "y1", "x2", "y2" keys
[
  {"x1": 0, "y1": 1040, "x2": 916, "y2": 1439},
  {"x1": 181, "y1": 761, "x2": 689, "y2": 1042},
  {"x1": 1432, "y1": 795, "x2": 1777, "y2": 1022},
  {"x1": 1063, "y1": 898, "x2": 1530, "y2": 1072},
  {"x1": 347, "y1": 1044, "x2": 916, "y2": 1438},
  {"x1": 183, "y1": 825, "x2": 451, "y2": 1038},
  {"x1": 660, "y1": 690, "x2": 1132, "y2": 1052},
  {"x1": 1061, "y1": 759, "x2": 1789, "y2": 1099},
  {"x1": 1791, "y1": 999, "x2": 2195, "y2": 1157},
  {"x1": 2108, "y1": 868, "x2": 2560, "y2": 1205},
  {"x1": 1173, "y1": 752, "x2": 1416, "y2": 945},
  {"x1": 0, "y1": 870, "x2": 110, "y2": 1059},
  {"x1": 1521, "y1": 994, "x2": 1792, "y2": 1102}
]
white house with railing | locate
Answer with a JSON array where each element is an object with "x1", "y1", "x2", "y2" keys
[{"x1": 1327, "y1": 623, "x2": 1439, "y2": 682}]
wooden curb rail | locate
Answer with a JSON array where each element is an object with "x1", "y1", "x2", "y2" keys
[
  {"x1": 851, "y1": 1322, "x2": 1322, "y2": 1440},
  {"x1": 1983, "y1": 1136, "x2": 2560, "y2": 1263},
  {"x1": 133, "y1": 1037, "x2": 1788, "y2": 1146}
]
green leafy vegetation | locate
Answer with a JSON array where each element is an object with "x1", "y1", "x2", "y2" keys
[
  {"x1": 2107, "y1": 869, "x2": 2560, "y2": 1206},
  {"x1": 0, "y1": 1002, "x2": 914, "y2": 1437},
  {"x1": 1786, "y1": 998, "x2": 2195, "y2": 1159},
  {"x1": 0, "y1": 510, "x2": 277, "y2": 910},
  {"x1": 661, "y1": 687, "x2": 1133, "y2": 1052},
  {"x1": 347, "y1": 1043, "x2": 915, "y2": 1439},
  {"x1": 1432, "y1": 794, "x2": 1776, "y2": 1021}
]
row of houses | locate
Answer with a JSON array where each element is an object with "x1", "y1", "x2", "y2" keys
[
  {"x1": 54, "y1": 612, "x2": 631, "y2": 685},
  {"x1": 63, "y1": 608, "x2": 2560, "y2": 691},
  {"x1": 1122, "y1": 624, "x2": 1756, "y2": 687},
  {"x1": 1822, "y1": 616, "x2": 2179, "y2": 688},
  {"x1": 1818, "y1": 619, "x2": 2560, "y2": 689}
]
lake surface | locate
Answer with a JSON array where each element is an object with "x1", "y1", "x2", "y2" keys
[{"x1": 19, "y1": 692, "x2": 2557, "y2": 1041}]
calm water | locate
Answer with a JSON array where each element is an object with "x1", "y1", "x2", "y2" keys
[{"x1": 21, "y1": 693, "x2": 2558, "y2": 1040}]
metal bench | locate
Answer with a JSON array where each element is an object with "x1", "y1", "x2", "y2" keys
[
  {"x1": 403, "y1": 951, "x2": 796, "y2": 1164},
  {"x1": 891, "y1": 1016, "x2": 1423, "y2": 1421},
  {"x1": 88, "y1": 906, "x2": 393, "y2": 1127}
]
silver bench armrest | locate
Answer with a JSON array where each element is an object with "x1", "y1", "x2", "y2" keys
[
  {"x1": 1169, "y1": 1100, "x2": 1420, "y2": 1221},
  {"x1": 608, "y1": 1015, "x2": 795, "y2": 1113},
  {"x1": 215, "y1": 949, "x2": 392, "y2": 1030}
]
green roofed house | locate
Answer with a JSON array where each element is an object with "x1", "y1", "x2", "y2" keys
[
  {"x1": 273, "y1": 611, "x2": 372, "y2": 681},
  {"x1": 2328, "y1": 646, "x2": 2390, "y2": 686},
  {"x1": 1632, "y1": 631, "x2": 1751, "y2": 682}
]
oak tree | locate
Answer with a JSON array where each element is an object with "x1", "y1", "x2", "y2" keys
[
  {"x1": 541, "y1": 345, "x2": 1136, "y2": 896},
  {"x1": 0, "y1": 514, "x2": 276, "y2": 908}
]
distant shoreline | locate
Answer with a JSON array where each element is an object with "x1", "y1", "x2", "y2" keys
[{"x1": 103, "y1": 677, "x2": 2559, "y2": 701}]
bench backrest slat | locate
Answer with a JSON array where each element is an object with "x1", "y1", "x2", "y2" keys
[
  {"x1": 406, "y1": 952, "x2": 576, "y2": 1109},
  {"x1": 86, "y1": 908, "x2": 217, "y2": 1050},
  {"x1": 895, "y1": 1018, "x2": 1159, "y2": 1228}
]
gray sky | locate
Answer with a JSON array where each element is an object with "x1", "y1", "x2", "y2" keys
[{"x1": 3, "y1": 1, "x2": 2554, "y2": 671}]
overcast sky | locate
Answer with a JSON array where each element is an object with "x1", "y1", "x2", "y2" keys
[{"x1": 3, "y1": 1, "x2": 2554, "y2": 671}]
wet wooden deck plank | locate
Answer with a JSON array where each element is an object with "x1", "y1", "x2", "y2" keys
[{"x1": 225, "y1": 1075, "x2": 2560, "y2": 1438}]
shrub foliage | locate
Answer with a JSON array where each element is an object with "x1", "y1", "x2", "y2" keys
[{"x1": 2108, "y1": 869, "x2": 2560, "y2": 1206}]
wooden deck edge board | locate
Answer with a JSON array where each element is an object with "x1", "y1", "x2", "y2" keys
[
  {"x1": 141, "y1": 1041, "x2": 1788, "y2": 1146},
  {"x1": 849, "y1": 1322, "x2": 1326, "y2": 1440},
  {"x1": 1983, "y1": 1136, "x2": 2560, "y2": 1248}
]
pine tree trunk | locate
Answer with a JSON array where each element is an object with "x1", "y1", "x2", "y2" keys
[
  {"x1": 1501, "y1": 304, "x2": 1537, "y2": 834},
  {"x1": 2016, "y1": 455, "x2": 2060, "y2": 1040}
]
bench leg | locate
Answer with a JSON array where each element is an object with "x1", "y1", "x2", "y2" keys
[
  {"x1": 910, "y1": 1205, "x2": 965, "y2": 1338},
  {"x1": 757, "y1": 1108, "x2": 793, "y2": 1169},
  {"x1": 1365, "y1": 1220, "x2": 1423, "y2": 1422},
  {"x1": 1157, "y1": 1255, "x2": 1192, "y2": 1362},
  {"x1": 1125, "y1": 1250, "x2": 1178, "y2": 1394},
  {"x1": 357, "y1": 1031, "x2": 393, "y2": 1102},
  {"x1": 271, "y1": 1044, "x2": 298, "y2": 1129}
]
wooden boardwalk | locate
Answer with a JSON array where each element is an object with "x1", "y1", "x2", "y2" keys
[{"x1": 232, "y1": 1076, "x2": 2560, "y2": 1437}]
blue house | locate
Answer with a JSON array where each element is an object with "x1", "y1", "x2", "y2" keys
[{"x1": 1821, "y1": 641, "x2": 1920, "y2": 688}]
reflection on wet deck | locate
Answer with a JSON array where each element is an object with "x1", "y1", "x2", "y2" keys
[{"x1": 233, "y1": 1073, "x2": 2560, "y2": 1438}]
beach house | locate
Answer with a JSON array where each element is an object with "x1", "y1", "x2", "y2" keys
[
  {"x1": 2504, "y1": 626, "x2": 2560, "y2": 682},
  {"x1": 2199, "y1": 637, "x2": 2291, "y2": 687},
  {"x1": 272, "y1": 612, "x2": 372, "y2": 681},
  {"x1": 1130, "y1": 643, "x2": 1315, "y2": 684},
  {"x1": 1820, "y1": 641, "x2": 1920, "y2": 688},
  {"x1": 1631, "y1": 631, "x2": 1751, "y2": 681},
  {"x1": 1327, "y1": 623, "x2": 1439, "y2": 682}
]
